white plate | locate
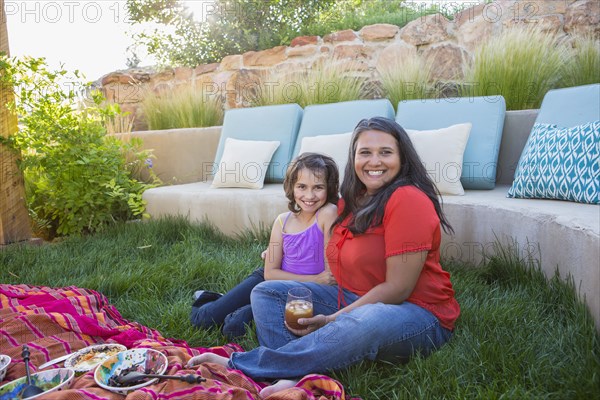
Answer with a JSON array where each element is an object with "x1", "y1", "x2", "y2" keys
[
  {"x1": 94, "y1": 348, "x2": 169, "y2": 395},
  {"x1": 0, "y1": 368, "x2": 74, "y2": 399},
  {"x1": 64, "y1": 344, "x2": 127, "y2": 372},
  {"x1": 0, "y1": 354, "x2": 10, "y2": 381}
]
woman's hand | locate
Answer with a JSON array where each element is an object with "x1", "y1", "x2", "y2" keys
[{"x1": 285, "y1": 314, "x2": 332, "y2": 336}]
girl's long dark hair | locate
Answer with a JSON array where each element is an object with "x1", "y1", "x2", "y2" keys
[{"x1": 334, "y1": 117, "x2": 454, "y2": 235}]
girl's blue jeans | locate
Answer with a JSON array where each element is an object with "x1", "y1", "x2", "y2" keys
[
  {"x1": 190, "y1": 268, "x2": 264, "y2": 339},
  {"x1": 228, "y1": 280, "x2": 453, "y2": 380}
]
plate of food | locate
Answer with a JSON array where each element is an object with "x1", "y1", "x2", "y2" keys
[
  {"x1": 94, "y1": 348, "x2": 169, "y2": 394},
  {"x1": 0, "y1": 368, "x2": 74, "y2": 399},
  {"x1": 64, "y1": 344, "x2": 127, "y2": 373},
  {"x1": 0, "y1": 354, "x2": 11, "y2": 382}
]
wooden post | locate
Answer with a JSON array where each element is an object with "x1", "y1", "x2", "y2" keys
[{"x1": 0, "y1": 0, "x2": 32, "y2": 244}]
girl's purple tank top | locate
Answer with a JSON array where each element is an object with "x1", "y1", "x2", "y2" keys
[{"x1": 280, "y1": 211, "x2": 325, "y2": 275}]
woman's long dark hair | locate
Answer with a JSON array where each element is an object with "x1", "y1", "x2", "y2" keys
[{"x1": 334, "y1": 117, "x2": 454, "y2": 235}]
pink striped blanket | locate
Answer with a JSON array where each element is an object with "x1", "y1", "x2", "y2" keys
[{"x1": 0, "y1": 284, "x2": 358, "y2": 399}]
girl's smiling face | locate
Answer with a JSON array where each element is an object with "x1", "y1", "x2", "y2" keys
[
  {"x1": 354, "y1": 129, "x2": 401, "y2": 195},
  {"x1": 293, "y1": 167, "x2": 328, "y2": 213}
]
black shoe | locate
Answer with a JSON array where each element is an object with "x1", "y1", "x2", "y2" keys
[{"x1": 192, "y1": 290, "x2": 223, "y2": 307}]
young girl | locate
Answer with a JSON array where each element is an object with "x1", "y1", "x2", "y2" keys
[{"x1": 190, "y1": 152, "x2": 339, "y2": 339}]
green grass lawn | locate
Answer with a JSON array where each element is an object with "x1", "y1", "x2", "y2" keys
[{"x1": 1, "y1": 218, "x2": 598, "y2": 399}]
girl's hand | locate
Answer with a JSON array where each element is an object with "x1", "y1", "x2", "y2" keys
[
  {"x1": 285, "y1": 314, "x2": 332, "y2": 336},
  {"x1": 314, "y1": 270, "x2": 337, "y2": 285},
  {"x1": 260, "y1": 249, "x2": 267, "y2": 260}
]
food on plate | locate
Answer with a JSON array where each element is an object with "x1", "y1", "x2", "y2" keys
[{"x1": 65, "y1": 344, "x2": 126, "y2": 372}]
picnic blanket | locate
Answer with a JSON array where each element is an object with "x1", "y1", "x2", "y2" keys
[{"x1": 0, "y1": 284, "x2": 357, "y2": 399}]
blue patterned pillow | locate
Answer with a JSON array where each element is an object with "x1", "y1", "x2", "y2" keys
[{"x1": 508, "y1": 121, "x2": 600, "y2": 204}]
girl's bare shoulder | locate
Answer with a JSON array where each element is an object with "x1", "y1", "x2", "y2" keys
[
  {"x1": 319, "y1": 203, "x2": 338, "y2": 222},
  {"x1": 277, "y1": 211, "x2": 291, "y2": 220},
  {"x1": 320, "y1": 203, "x2": 338, "y2": 215},
  {"x1": 271, "y1": 211, "x2": 290, "y2": 232}
]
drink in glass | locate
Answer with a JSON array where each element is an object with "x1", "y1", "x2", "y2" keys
[{"x1": 285, "y1": 287, "x2": 313, "y2": 330}]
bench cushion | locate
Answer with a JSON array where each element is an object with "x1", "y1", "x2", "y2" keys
[
  {"x1": 535, "y1": 84, "x2": 600, "y2": 127},
  {"x1": 292, "y1": 99, "x2": 395, "y2": 158},
  {"x1": 508, "y1": 84, "x2": 600, "y2": 204},
  {"x1": 508, "y1": 121, "x2": 600, "y2": 204},
  {"x1": 214, "y1": 104, "x2": 303, "y2": 183},
  {"x1": 211, "y1": 138, "x2": 281, "y2": 189},
  {"x1": 395, "y1": 96, "x2": 506, "y2": 190},
  {"x1": 406, "y1": 123, "x2": 472, "y2": 195}
]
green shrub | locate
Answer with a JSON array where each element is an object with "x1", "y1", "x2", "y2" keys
[
  {"x1": 251, "y1": 60, "x2": 371, "y2": 107},
  {"x1": 296, "y1": 0, "x2": 428, "y2": 38},
  {"x1": 142, "y1": 85, "x2": 224, "y2": 130},
  {"x1": 378, "y1": 55, "x2": 434, "y2": 108},
  {"x1": 461, "y1": 27, "x2": 567, "y2": 110},
  {"x1": 0, "y1": 56, "x2": 157, "y2": 238},
  {"x1": 561, "y1": 35, "x2": 600, "y2": 87}
]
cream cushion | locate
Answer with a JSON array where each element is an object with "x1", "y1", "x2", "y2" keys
[
  {"x1": 298, "y1": 132, "x2": 353, "y2": 183},
  {"x1": 406, "y1": 123, "x2": 472, "y2": 195},
  {"x1": 211, "y1": 138, "x2": 280, "y2": 189}
]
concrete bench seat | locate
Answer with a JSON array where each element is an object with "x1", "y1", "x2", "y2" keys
[
  {"x1": 144, "y1": 182, "x2": 287, "y2": 234},
  {"x1": 442, "y1": 186, "x2": 599, "y2": 325}
]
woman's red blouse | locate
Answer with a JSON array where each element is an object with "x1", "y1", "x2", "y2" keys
[{"x1": 327, "y1": 185, "x2": 460, "y2": 330}]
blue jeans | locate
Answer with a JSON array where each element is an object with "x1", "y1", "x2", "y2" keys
[
  {"x1": 190, "y1": 268, "x2": 264, "y2": 340},
  {"x1": 228, "y1": 280, "x2": 453, "y2": 380}
]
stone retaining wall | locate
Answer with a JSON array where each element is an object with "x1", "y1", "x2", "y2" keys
[{"x1": 98, "y1": 0, "x2": 599, "y2": 131}]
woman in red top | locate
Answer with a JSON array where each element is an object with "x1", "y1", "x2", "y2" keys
[{"x1": 188, "y1": 117, "x2": 460, "y2": 397}]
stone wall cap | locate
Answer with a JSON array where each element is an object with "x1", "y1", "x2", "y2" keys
[
  {"x1": 195, "y1": 63, "x2": 219, "y2": 75},
  {"x1": 454, "y1": 3, "x2": 487, "y2": 29},
  {"x1": 290, "y1": 35, "x2": 319, "y2": 47},
  {"x1": 360, "y1": 23, "x2": 400, "y2": 41},
  {"x1": 101, "y1": 72, "x2": 149, "y2": 85},
  {"x1": 400, "y1": 13, "x2": 450, "y2": 46},
  {"x1": 243, "y1": 46, "x2": 287, "y2": 67},
  {"x1": 324, "y1": 29, "x2": 359, "y2": 43}
]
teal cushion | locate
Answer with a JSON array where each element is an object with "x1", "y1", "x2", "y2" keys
[
  {"x1": 214, "y1": 104, "x2": 303, "y2": 183},
  {"x1": 292, "y1": 99, "x2": 395, "y2": 158},
  {"x1": 536, "y1": 84, "x2": 600, "y2": 128},
  {"x1": 507, "y1": 121, "x2": 600, "y2": 204},
  {"x1": 396, "y1": 96, "x2": 506, "y2": 190}
]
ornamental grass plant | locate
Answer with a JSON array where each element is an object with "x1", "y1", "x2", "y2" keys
[
  {"x1": 251, "y1": 59, "x2": 371, "y2": 108},
  {"x1": 2, "y1": 218, "x2": 598, "y2": 399},
  {"x1": 560, "y1": 34, "x2": 600, "y2": 88},
  {"x1": 142, "y1": 85, "x2": 224, "y2": 130},
  {"x1": 461, "y1": 27, "x2": 567, "y2": 110},
  {"x1": 104, "y1": 108, "x2": 135, "y2": 136},
  {"x1": 377, "y1": 55, "x2": 434, "y2": 109}
]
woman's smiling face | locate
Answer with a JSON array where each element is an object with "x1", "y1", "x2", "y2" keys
[{"x1": 354, "y1": 129, "x2": 401, "y2": 195}]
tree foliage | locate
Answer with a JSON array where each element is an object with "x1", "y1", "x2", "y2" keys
[
  {"x1": 125, "y1": 0, "x2": 337, "y2": 67},
  {"x1": 126, "y1": 0, "x2": 207, "y2": 67}
]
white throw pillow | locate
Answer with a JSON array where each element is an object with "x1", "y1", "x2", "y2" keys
[
  {"x1": 211, "y1": 138, "x2": 280, "y2": 189},
  {"x1": 298, "y1": 132, "x2": 353, "y2": 183},
  {"x1": 406, "y1": 123, "x2": 472, "y2": 195}
]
